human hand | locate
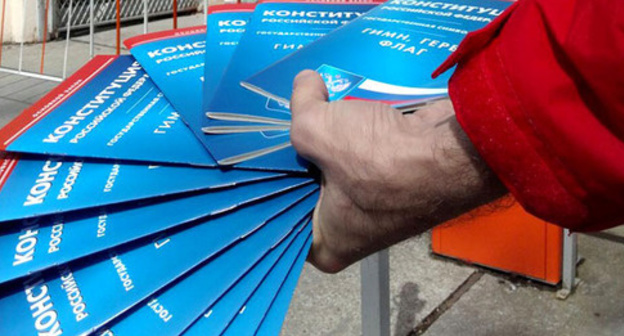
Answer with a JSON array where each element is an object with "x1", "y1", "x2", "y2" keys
[{"x1": 290, "y1": 70, "x2": 507, "y2": 273}]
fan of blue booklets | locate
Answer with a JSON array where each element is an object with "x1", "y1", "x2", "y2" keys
[{"x1": 0, "y1": 0, "x2": 510, "y2": 334}]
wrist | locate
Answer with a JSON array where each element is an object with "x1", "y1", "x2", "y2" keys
[{"x1": 420, "y1": 103, "x2": 508, "y2": 225}]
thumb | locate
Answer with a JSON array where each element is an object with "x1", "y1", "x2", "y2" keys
[
  {"x1": 291, "y1": 70, "x2": 329, "y2": 113},
  {"x1": 290, "y1": 70, "x2": 329, "y2": 164}
]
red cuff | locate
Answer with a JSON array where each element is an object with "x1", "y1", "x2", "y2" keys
[
  {"x1": 450, "y1": 41, "x2": 588, "y2": 230},
  {"x1": 440, "y1": 0, "x2": 624, "y2": 232}
]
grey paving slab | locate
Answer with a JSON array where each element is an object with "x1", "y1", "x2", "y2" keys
[
  {"x1": 0, "y1": 74, "x2": 26, "y2": 90},
  {"x1": 23, "y1": 81, "x2": 59, "y2": 104},
  {"x1": 0, "y1": 97, "x2": 29, "y2": 127},
  {"x1": 0, "y1": 44, "x2": 22, "y2": 70},
  {"x1": 388, "y1": 233, "x2": 475, "y2": 336},
  {"x1": 281, "y1": 232, "x2": 475, "y2": 336},
  {"x1": 0, "y1": 76, "x2": 46, "y2": 97},
  {"x1": 0, "y1": 71, "x2": 57, "y2": 121},
  {"x1": 5, "y1": 79, "x2": 48, "y2": 101},
  {"x1": 282, "y1": 261, "x2": 362, "y2": 336},
  {"x1": 604, "y1": 225, "x2": 624, "y2": 237},
  {"x1": 423, "y1": 234, "x2": 624, "y2": 336}
]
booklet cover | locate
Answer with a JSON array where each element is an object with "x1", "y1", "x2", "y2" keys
[
  {"x1": 202, "y1": 0, "x2": 379, "y2": 167},
  {"x1": 125, "y1": 4, "x2": 290, "y2": 131},
  {"x1": 0, "y1": 152, "x2": 280, "y2": 222},
  {"x1": 99, "y1": 195, "x2": 315, "y2": 335},
  {"x1": 0, "y1": 176, "x2": 312, "y2": 285},
  {"x1": 181, "y1": 218, "x2": 311, "y2": 336},
  {"x1": 200, "y1": 5, "x2": 294, "y2": 131},
  {"x1": 221, "y1": 224, "x2": 311, "y2": 335},
  {"x1": 254, "y1": 239, "x2": 311, "y2": 336},
  {"x1": 125, "y1": 7, "x2": 308, "y2": 172},
  {"x1": 0, "y1": 55, "x2": 218, "y2": 166},
  {"x1": 244, "y1": 0, "x2": 512, "y2": 108},
  {"x1": 0, "y1": 4, "x2": 324, "y2": 334},
  {"x1": 207, "y1": 0, "x2": 379, "y2": 122},
  {"x1": 0, "y1": 185, "x2": 317, "y2": 336},
  {"x1": 125, "y1": 25, "x2": 208, "y2": 130},
  {"x1": 102, "y1": 220, "x2": 309, "y2": 336},
  {"x1": 202, "y1": 5, "x2": 255, "y2": 119},
  {"x1": 125, "y1": 4, "x2": 260, "y2": 137}
]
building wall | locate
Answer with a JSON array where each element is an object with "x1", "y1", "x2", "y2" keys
[{"x1": 1, "y1": 0, "x2": 48, "y2": 43}]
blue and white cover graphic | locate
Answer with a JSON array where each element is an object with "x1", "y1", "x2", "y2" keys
[
  {"x1": 0, "y1": 186, "x2": 317, "y2": 336},
  {"x1": 101, "y1": 193, "x2": 317, "y2": 335},
  {"x1": 201, "y1": 8, "x2": 291, "y2": 138},
  {"x1": 126, "y1": 27, "x2": 208, "y2": 141},
  {"x1": 202, "y1": 6, "x2": 254, "y2": 117},
  {"x1": 317, "y1": 64, "x2": 366, "y2": 101},
  {"x1": 182, "y1": 219, "x2": 311, "y2": 336},
  {"x1": 244, "y1": 0, "x2": 512, "y2": 107},
  {"x1": 200, "y1": 7, "x2": 293, "y2": 133},
  {"x1": 203, "y1": 1, "x2": 377, "y2": 168},
  {"x1": 126, "y1": 7, "x2": 309, "y2": 172},
  {"x1": 0, "y1": 177, "x2": 312, "y2": 285},
  {"x1": 221, "y1": 223, "x2": 311, "y2": 335},
  {"x1": 0, "y1": 55, "x2": 217, "y2": 166},
  {"x1": 254, "y1": 233, "x2": 312, "y2": 336},
  {"x1": 0, "y1": 153, "x2": 280, "y2": 222}
]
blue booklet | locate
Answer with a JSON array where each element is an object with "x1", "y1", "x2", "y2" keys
[
  {"x1": 0, "y1": 185, "x2": 317, "y2": 336},
  {"x1": 0, "y1": 152, "x2": 279, "y2": 222},
  {"x1": 244, "y1": 0, "x2": 512, "y2": 108},
  {"x1": 99, "y1": 196, "x2": 315, "y2": 335},
  {"x1": 126, "y1": 5, "x2": 307, "y2": 172},
  {"x1": 181, "y1": 218, "x2": 311, "y2": 336},
  {"x1": 254, "y1": 239, "x2": 310, "y2": 336},
  {"x1": 200, "y1": 4, "x2": 292, "y2": 131},
  {"x1": 0, "y1": 55, "x2": 217, "y2": 166},
  {"x1": 128, "y1": 9, "x2": 288, "y2": 132},
  {"x1": 125, "y1": 25, "x2": 209, "y2": 132},
  {"x1": 221, "y1": 224, "x2": 311, "y2": 335},
  {"x1": 125, "y1": 26, "x2": 210, "y2": 144},
  {"x1": 202, "y1": 4, "x2": 256, "y2": 120},
  {"x1": 0, "y1": 176, "x2": 312, "y2": 285},
  {"x1": 202, "y1": 0, "x2": 379, "y2": 167}
]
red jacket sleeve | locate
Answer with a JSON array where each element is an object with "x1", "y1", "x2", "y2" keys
[{"x1": 434, "y1": 0, "x2": 624, "y2": 231}]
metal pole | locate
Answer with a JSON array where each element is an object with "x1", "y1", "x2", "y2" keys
[
  {"x1": 143, "y1": 0, "x2": 148, "y2": 34},
  {"x1": 89, "y1": 0, "x2": 94, "y2": 58},
  {"x1": 115, "y1": 0, "x2": 120, "y2": 55},
  {"x1": 19, "y1": 0, "x2": 27, "y2": 71},
  {"x1": 360, "y1": 250, "x2": 391, "y2": 336},
  {"x1": 0, "y1": 67, "x2": 62, "y2": 82},
  {"x1": 40, "y1": 0, "x2": 51, "y2": 73},
  {"x1": 0, "y1": 0, "x2": 7, "y2": 66},
  {"x1": 62, "y1": 0, "x2": 73, "y2": 79},
  {"x1": 173, "y1": 0, "x2": 178, "y2": 29},
  {"x1": 557, "y1": 229, "x2": 578, "y2": 299},
  {"x1": 204, "y1": 0, "x2": 208, "y2": 23}
]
